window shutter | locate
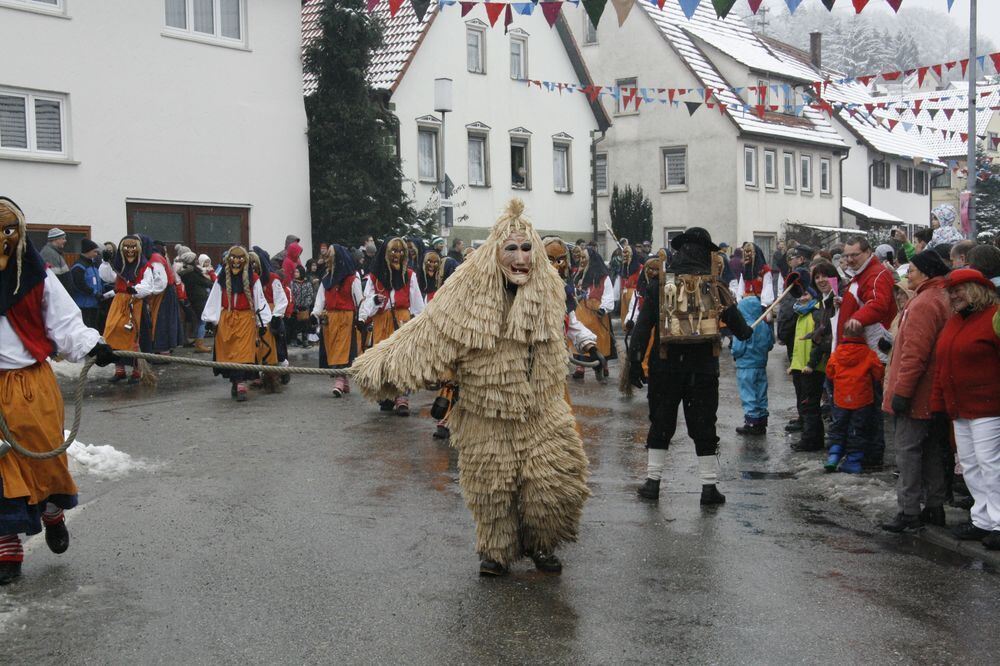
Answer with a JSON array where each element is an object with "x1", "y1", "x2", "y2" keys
[
  {"x1": 595, "y1": 154, "x2": 607, "y2": 192},
  {"x1": 34, "y1": 99, "x2": 62, "y2": 152},
  {"x1": 0, "y1": 95, "x2": 28, "y2": 149}
]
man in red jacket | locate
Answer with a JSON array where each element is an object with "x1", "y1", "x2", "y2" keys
[
  {"x1": 837, "y1": 236, "x2": 897, "y2": 468},
  {"x1": 880, "y1": 251, "x2": 952, "y2": 532}
]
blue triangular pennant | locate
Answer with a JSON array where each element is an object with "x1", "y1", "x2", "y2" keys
[
  {"x1": 678, "y1": 0, "x2": 700, "y2": 19},
  {"x1": 785, "y1": 0, "x2": 804, "y2": 12},
  {"x1": 512, "y1": 2, "x2": 534, "y2": 15}
]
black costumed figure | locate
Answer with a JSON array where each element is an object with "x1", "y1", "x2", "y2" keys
[
  {"x1": 0, "y1": 198, "x2": 116, "y2": 583},
  {"x1": 353, "y1": 200, "x2": 590, "y2": 576},
  {"x1": 200, "y1": 246, "x2": 272, "y2": 401},
  {"x1": 312, "y1": 244, "x2": 363, "y2": 397},
  {"x1": 138, "y1": 235, "x2": 182, "y2": 355},
  {"x1": 358, "y1": 237, "x2": 425, "y2": 416},
  {"x1": 626, "y1": 228, "x2": 753, "y2": 504},
  {"x1": 104, "y1": 235, "x2": 158, "y2": 384}
]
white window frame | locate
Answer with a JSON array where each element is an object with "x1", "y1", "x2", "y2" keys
[
  {"x1": 595, "y1": 152, "x2": 608, "y2": 196},
  {"x1": 582, "y1": 13, "x2": 598, "y2": 45},
  {"x1": 896, "y1": 165, "x2": 912, "y2": 193},
  {"x1": 0, "y1": 87, "x2": 69, "y2": 161},
  {"x1": 764, "y1": 149, "x2": 777, "y2": 189},
  {"x1": 163, "y1": 0, "x2": 247, "y2": 49},
  {"x1": 510, "y1": 132, "x2": 531, "y2": 190},
  {"x1": 744, "y1": 145, "x2": 758, "y2": 188},
  {"x1": 873, "y1": 161, "x2": 890, "y2": 189},
  {"x1": 615, "y1": 77, "x2": 638, "y2": 116},
  {"x1": 510, "y1": 33, "x2": 528, "y2": 80},
  {"x1": 664, "y1": 228, "x2": 685, "y2": 249},
  {"x1": 914, "y1": 169, "x2": 928, "y2": 196},
  {"x1": 466, "y1": 24, "x2": 486, "y2": 74},
  {"x1": 820, "y1": 158, "x2": 831, "y2": 195},
  {"x1": 552, "y1": 139, "x2": 572, "y2": 194},
  {"x1": 661, "y1": 146, "x2": 687, "y2": 192},
  {"x1": 753, "y1": 233, "x2": 777, "y2": 259},
  {"x1": 800, "y1": 154, "x2": 812, "y2": 193},
  {"x1": 417, "y1": 127, "x2": 439, "y2": 183},
  {"x1": 783, "y1": 151, "x2": 796, "y2": 191},
  {"x1": 467, "y1": 129, "x2": 489, "y2": 188},
  {"x1": 0, "y1": 0, "x2": 66, "y2": 17}
]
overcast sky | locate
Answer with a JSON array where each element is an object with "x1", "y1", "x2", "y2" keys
[{"x1": 752, "y1": 0, "x2": 1000, "y2": 45}]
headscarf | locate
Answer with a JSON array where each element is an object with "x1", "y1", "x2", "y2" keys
[
  {"x1": 369, "y1": 237, "x2": 407, "y2": 292},
  {"x1": 251, "y1": 246, "x2": 272, "y2": 283},
  {"x1": 405, "y1": 236, "x2": 426, "y2": 270},
  {"x1": 740, "y1": 243, "x2": 767, "y2": 282},
  {"x1": 0, "y1": 197, "x2": 48, "y2": 316},
  {"x1": 579, "y1": 247, "x2": 610, "y2": 289},
  {"x1": 621, "y1": 247, "x2": 642, "y2": 278},
  {"x1": 111, "y1": 234, "x2": 149, "y2": 283},
  {"x1": 417, "y1": 250, "x2": 444, "y2": 296},
  {"x1": 321, "y1": 244, "x2": 356, "y2": 290},
  {"x1": 930, "y1": 204, "x2": 964, "y2": 248}
]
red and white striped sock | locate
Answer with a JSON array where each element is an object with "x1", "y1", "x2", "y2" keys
[
  {"x1": 0, "y1": 534, "x2": 23, "y2": 563},
  {"x1": 42, "y1": 504, "x2": 65, "y2": 527}
]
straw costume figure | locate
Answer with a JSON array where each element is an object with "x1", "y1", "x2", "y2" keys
[
  {"x1": 201, "y1": 246, "x2": 272, "y2": 401},
  {"x1": 0, "y1": 198, "x2": 116, "y2": 584},
  {"x1": 353, "y1": 200, "x2": 590, "y2": 577},
  {"x1": 312, "y1": 244, "x2": 363, "y2": 397}
]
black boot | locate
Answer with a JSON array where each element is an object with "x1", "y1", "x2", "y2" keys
[
  {"x1": 736, "y1": 423, "x2": 766, "y2": 436},
  {"x1": 378, "y1": 400, "x2": 395, "y2": 412},
  {"x1": 952, "y1": 521, "x2": 990, "y2": 541},
  {"x1": 44, "y1": 520, "x2": 69, "y2": 554},
  {"x1": 527, "y1": 551, "x2": 562, "y2": 574},
  {"x1": 881, "y1": 513, "x2": 922, "y2": 533},
  {"x1": 432, "y1": 425, "x2": 450, "y2": 440},
  {"x1": 784, "y1": 419, "x2": 803, "y2": 433},
  {"x1": 791, "y1": 440, "x2": 824, "y2": 452},
  {"x1": 0, "y1": 561, "x2": 21, "y2": 585},
  {"x1": 920, "y1": 506, "x2": 946, "y2": 527},
  {"x1": 478, "y1": 559, "x2": 509, "y2": 577},
  {"x1": 700, "y1": 484, "x2": 726, "y2": 505},
  {"x1": 636, "y1": 478, "x2": 660, "y2": 500}
]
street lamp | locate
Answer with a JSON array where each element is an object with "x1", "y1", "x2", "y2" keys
[{"x1": 434, "y1": 78, "x2": 453, "y2": 232}]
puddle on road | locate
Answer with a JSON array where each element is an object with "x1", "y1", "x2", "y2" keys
[{"x1": 740, "y1": 470, "x2": 796, "y2": 481}]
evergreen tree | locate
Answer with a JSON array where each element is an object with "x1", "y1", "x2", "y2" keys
[
  {"x1": 303, "y1": 0, "x2": 425, "y2": 245},
  {"x1": 609, "y1": 184, "x2": 652, "y2": 246},
  {"x1": 974, "y1": 147, "x2": 1000, "y2": 239}
]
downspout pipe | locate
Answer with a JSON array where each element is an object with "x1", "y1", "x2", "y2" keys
[{"x1": 591, "y1": 129, "x2": 606, "y2": 244}]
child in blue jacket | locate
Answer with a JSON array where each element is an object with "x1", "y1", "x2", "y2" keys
[{"x1": 733, "y1": 283, "x2": 774, "y2": 436}]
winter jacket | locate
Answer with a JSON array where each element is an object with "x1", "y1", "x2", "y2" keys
[
  {"x1": 70, "y1": 257, "x2": 101, "y2": 309},
  {"x1": 807, "y1": 292, "x2": 837, "y2": 370},
  {"x1": 881, "y1": 276, "x2": 951, "y2": 419},
  {"x1": 776, "y1": 266, "x2": 811, "y2": 346},
  {"x1": 282, "y1": 242, "x2": 303, "y2": 287},
  {"x1": 931, "y1": 304, "x2": 1000, "y2": 420},
  {"x1": 789, "y1": 299, "x2": 825, "y2": 373},
  {"x1": 178, "y1": 263, "x2": 212, "y2": 319},
  {"x1": 836, "y1": 255, "x2": 897, "y2": 353},
  {"x1": 731, "y1": 297, "x2": 773, "y2": 369},
  {"x1": 826, "y1": 338, "x2": 885, "y2": 410},
  {"x1": 290, "y1": 278, "x2": 315, "y2": 313}
]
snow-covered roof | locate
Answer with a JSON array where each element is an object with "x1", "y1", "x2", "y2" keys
[
  {"x1": 639, "y1": 4, "x2": 847, "y2": 150},
  {"x1": 302, "y1": 0, "x2": 436, "y2": 95},
  {"x1": 842, "y1": 197, "x2": 904, "y2": 224}
]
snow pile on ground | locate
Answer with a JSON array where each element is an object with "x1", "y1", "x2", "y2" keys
[
  {"x1": 790, "y1": 459, "x2": 896, "y2": 522},
  {"x1": 65, "y1": 432, "x2": 156, "y2": 479},
  {"x1": 48, "y1": 358, "x2": 113, "y2": 380}
]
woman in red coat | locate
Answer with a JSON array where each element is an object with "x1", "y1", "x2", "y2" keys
[{"x1": 931, "y1": 268, "x2": 1000, "y2": 549}]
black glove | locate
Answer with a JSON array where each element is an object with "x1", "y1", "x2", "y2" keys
[
  {"x1": 721, "y1": 303, "x2": 753, "y2": 341},
  {"x1": 629, "y1": 359, "x2": 645, "y2": 389},
  {"x1": 891, "y1": 394, "x2": 912, "y2": 416},
  {"x1": 877, "y1": 337, "x2": 893, "y2": 354},
  {"x1": 373, "y1": 294, "x2": 385, "y2": 306},
  {"x1": 587, "y1": 346, "x2": 607, "y2": 381},
  {"x1": 624, "y1": 320, "x2": 634, "y2": 333},
  {"x1": 88, "y1": 342, "x2": 117, "y2": 367},
  {"x1": 258, "y1": 327, "x2": 267, "y2": 338},
  {"x1": 126, "y1": 286, "x2": 137, "y2": 295},
  {"x1": 598, "y1": 308, "x2": 607, "y2": 317}
]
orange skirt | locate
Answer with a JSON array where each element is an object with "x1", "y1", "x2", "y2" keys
[
  {"x1": 103, "y1": 293, "x2": 143, "y2": 351},
  {"x1": 215, "y1": 309, "x2": 257, "y2": 364},
  {"x1": 321, "y1": 310, "x2": 360, "y2": 367},
  {"x1": 369, "y1": 308, "x2": 410, "y2": 347},
  {"x1": 620, "y1": 288, "x2": 635, "y2": 322},
  {"x1": 576, "y1": 302, "x2": 614, "y2": 358},
  {"x1": 0, "y1": 363, "x2": 77, "y2": 506}
]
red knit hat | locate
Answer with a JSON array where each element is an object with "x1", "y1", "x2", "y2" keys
[{"x1": 945, "y1": 268, "x2": 994, "y2": 290}]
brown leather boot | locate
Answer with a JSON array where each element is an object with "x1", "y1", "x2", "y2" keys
[{"x1": 193, "y1": 338, "x2": 212, "y2": 354}]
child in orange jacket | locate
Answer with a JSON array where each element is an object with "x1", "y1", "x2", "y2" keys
[{"x1": 824, "y1": 336, "x2": 885, "y2": 473}]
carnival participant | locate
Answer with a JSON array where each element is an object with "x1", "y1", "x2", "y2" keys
[
  {"x1": 418, "y1": 249, "x2": 444, "y2": 302},
  {"x1": 623, "y1": 257, "x2": 662, "y2": 380},
  {"x1": 627, "y1": 227, "x2": 753, "y2": 504},
  {"x1": 358, "y1": 237, "x2": 424, "y2": 415},
  {"x1": 573, "y1": 247, "x2": 616, "y2": 379},
  {"x1": 201, "y1": 246, "x2": 272, "y2": 401},
  {"x1": 0, "y1": 198, "x2": 116, "y2": 584},
  {"x1": 312, "y1": 244, "x2": 362, "y2": 397},
  {"x1": 543, "y1": 237, "x2": 600, "y2": 380},
  {"x1": 104, "y1": 235, "x2": 162, "y2": 384},
  {"x1": 619, "y1": 242, "x2": 643, "y2": 323},
  {"x1": 250, "y1": 247, "x2": 289, "y2": 388},
  {"x1": 140, "y1": 237, "x2": 182, "y2": 355},
  {"x1": 733, "y1": 277, "x2": 774, "y2": 437},
  {"x1": 353, "y1": 200, "x2": 590, "y2": 577}
]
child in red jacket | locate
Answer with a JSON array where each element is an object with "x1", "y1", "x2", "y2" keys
[{"x1": 824, "y1": 336, "x2": 885, "y2": 473}]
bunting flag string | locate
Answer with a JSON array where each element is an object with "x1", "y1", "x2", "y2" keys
[{"x1": 377, "y1": 0, "x2": 968, "y2": 24}]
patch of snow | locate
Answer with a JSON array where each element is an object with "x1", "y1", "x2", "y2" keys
[
  {"x1": 790, "y1": 459, "x2": 896, "y2": 522},
  {"x1": 48, "y1": 358, "x2": 114, "y2": 380},
  {"x1": 65, "y1": 432, "x2": 156, "y2": 479}
]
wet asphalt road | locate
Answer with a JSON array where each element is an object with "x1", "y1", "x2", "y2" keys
[{"x1": 0, "y1": 345, "x2": 997, "y2": 665}]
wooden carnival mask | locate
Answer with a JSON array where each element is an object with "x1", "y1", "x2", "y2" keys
[
  {"x1": 644, "y1": 259, "x2": 661, "y2": 283},
  {"x1": 498, "y1": 232, "x2": 532, "y2": 286},
  {"x1": 228, "y1": 247, "x2": 248, "y2": 275},
  {"x1": 0, "y1": 203, "x2": 21, "y2": 273},
  {"x1": 386, "y1": 239, "x2": 406, "y2": 271},
  {"x1": 120, "y1": 238, "x2": 141, "y2": 264},
  {"x1": 545, "y1": 240, "x2": 569, "y2": 278},
  {"x1": 423, "y1": 251, "x2": 440, "y2": 276}
]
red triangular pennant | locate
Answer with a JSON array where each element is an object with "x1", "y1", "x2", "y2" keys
[
  {"x1": 388, "y1": 0, "x2": 406, "y2": 17},
  {"x1": 932, "y1": 64, "x2": 943, "y2": 79},
  {"x1": 960, "y1": 132, "x2": 968, "y2": 143},
  {"x1": 366, "y1": 0, "x2": 380, "y2": 11},
  {"x1": 917, "y1": 66, "x2": 929, "y2": 87},
  {"x1": 943, "y1": 108, "x2": 955, "y2": 120},
  {"x1": 886, "y1": 0, "x2": 903, "y2": 12},
  {"x1": 857, "y1": 75, "x2": 876, "y2": 87},
  {"x1": 991, "y1": 53, "x2": 1000, "y2": 74},
  {"x1": 882, "y1": 71, "x2": 902, "y2": 81},
  {"x1": 852, "y1": 0, "x2": 870, "y2": 13},
  {"x1": 460, "y1": 2, "x2": 475, "y2": 17},
  {"x1": 748, "y1": 0, "x2": 764, "y2": 13},
  {"x1": 960, "y1": 59, "x2": 969, "y2": 76},
  {"x1": 887, "y1": 119, "x2": 899, "y2": 131},
  {"x1": 503, "y1": 3, "x2": 513, "y2": 32},
  {"x1": 540, "y1": 1, "x2": 562, "y2": 26},
  {"x1": 484, "y1": 2, "x2": 505, "y2": 26}
]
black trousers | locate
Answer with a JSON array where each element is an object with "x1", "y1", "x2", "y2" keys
[
  {"x1": 791, "y1": 370, "x2": 825, "y2": 447},
  {"x1": 646, "y1": 370, "x2": 720, "y2": 456}
]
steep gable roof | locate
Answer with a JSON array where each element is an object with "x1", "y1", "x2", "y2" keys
[
  {"x1": 638, "y1": 3, "x2": 846, "y2": 150},
  {"x1": 877, "y1": 85, "x2": 1000, "y2": 159}
]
